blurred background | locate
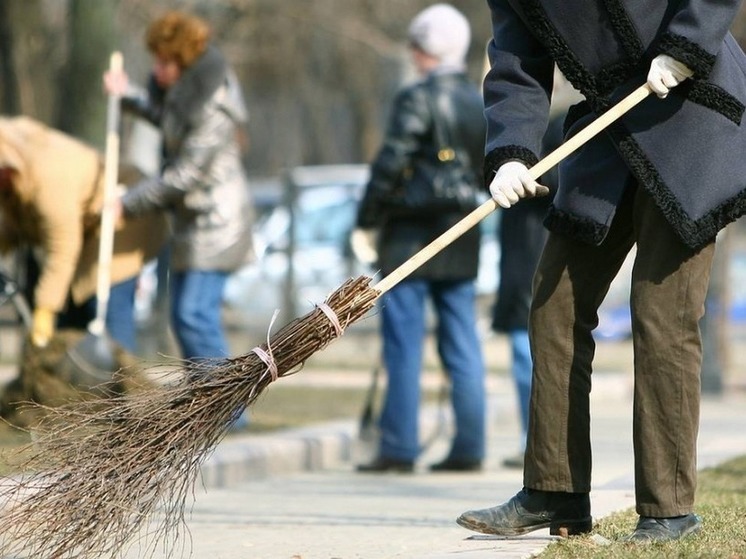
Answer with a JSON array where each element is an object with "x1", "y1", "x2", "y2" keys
[
  {"x1": 1, "y1": 0, "x2": 745, "y2": 393},
  {"x1": 0, "y1": 0, "x2": 497, "y2": 174}
]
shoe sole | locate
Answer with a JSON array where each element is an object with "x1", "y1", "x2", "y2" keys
[{"x1": 456, "y1": 515, "x2": 593, "y2": 537}]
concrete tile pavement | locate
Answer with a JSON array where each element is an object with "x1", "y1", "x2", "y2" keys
[
  {"x1": 116, "y1": 372, "x2": 746, "y2": 559},
  {"x1": 3, "y1": 328, "x2": 746, "y2": 558}
]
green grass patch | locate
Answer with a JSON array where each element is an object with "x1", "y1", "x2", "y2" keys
[
  {"x1": 0, "y1": 383, "x2": 389, "y2": 474},
  {"x1": 0, "y1": 423, "x2": 32, "y2": 476},
  {"x1": 539, "y1": 456, "x2": 746, "y2": 558},
  {"x1": 241, "y1": 384, "x2": 373, "y2": 432},
  {"x1": 233, "y1": 382, "x2": 443, "y2": 433}
]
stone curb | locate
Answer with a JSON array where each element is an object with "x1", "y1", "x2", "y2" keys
[
  {"x1": 199, "y1": 372, "x2": 634, "y2": 489},
  {"x1": 200, "y1": 421, "x2": 357, "y2": 488}
]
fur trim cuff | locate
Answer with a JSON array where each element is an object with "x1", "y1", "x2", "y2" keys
[
  {"x1": 544, "y1": 206, "x2": 609, "y2": 246},
  {"x1": 484, "y1": 145, "x2": 539, "y2": 188},
  {"x1": 657, "y1": 32, "x2": 716, "y2": 79}
]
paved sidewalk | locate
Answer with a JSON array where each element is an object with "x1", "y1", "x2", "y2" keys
[
  {"x1": 2, "y1": 330, "x2": 746, "y2": 558},
  {"x1": 118, "y1": 372, "x2": 746, "y2": 559}
]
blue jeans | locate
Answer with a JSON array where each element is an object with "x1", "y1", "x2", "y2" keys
[
  {"x1": 510, "y1": 329, "x2": 532, "y2": 450},
  {"x1": 170, "y1": 270, "x2": 229, "y2": 360},
  {"x1": 379, "y1": 278, "x2": 486, "y2": 462},
  {"x1": 82, "y1": 275, "x2": 138, "y2": 353}
]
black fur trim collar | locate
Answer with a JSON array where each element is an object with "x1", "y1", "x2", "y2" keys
[
  {"x1": 519, "y1": 0, "x2": 597, "y2": 100},
  {"x1": 601, "y1": 0, "x2": 644, "y2": 58},
  {"x1": 517, "y1": 0, "x2": 647, "y2": 101}
]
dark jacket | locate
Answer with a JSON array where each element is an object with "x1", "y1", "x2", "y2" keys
[
  {"x1": 357, "y1": 69, "x2": 486, "y2": 280},
  {"x1": 485, "y1": 0, "x2": 746, "y2": 249}
]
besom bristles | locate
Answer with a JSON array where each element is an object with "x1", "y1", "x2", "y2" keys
[{"x1": 0, "y1": 275, "x2": 379, "y2": 559}]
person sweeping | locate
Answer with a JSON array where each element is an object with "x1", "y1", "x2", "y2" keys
[
  {"x1": 103, "y1": 10, "x2": 255, "y2": 362},
  {"x1": 457, "y1": 0, "x2": 746, "y2": 543}
]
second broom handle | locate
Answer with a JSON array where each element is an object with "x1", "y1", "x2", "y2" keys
[{"x1": 90, "y1": 51, "x2": 123, "y2": 336}]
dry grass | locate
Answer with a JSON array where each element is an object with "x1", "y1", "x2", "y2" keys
[{"x1": 539, "y1": 456, "x2": 746, "y2": 558}]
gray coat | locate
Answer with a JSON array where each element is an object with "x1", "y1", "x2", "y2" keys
[
  {"x1": 121, "y1": 45, "x2": 254, "y2": 272},
  {"x1": 485, "y1": 0, "x2": 746, "y2": 249}
]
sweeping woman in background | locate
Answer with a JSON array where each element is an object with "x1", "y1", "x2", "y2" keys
[{"x1": 104, "y1": 10, "x2": 254, "y2": 361}]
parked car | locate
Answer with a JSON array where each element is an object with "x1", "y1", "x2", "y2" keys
[{"x1": 223, "y1": 164, "x2": 500, "y2": 328}]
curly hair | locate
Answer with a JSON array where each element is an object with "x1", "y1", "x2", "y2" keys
[{"x1": 145, "y1": 11, "x2": 211, "y2": 69}]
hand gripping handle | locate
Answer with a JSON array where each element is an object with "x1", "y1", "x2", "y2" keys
[{"x1": 373, "y1": 83, "x2": 653, "y2": 295}]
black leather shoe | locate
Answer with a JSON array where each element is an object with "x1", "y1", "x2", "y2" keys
[
  {"x1": 457, "y1": 488, "x2": 592, "y2": 536},
  {"x1": 624, "y1": 514, "x2": 702, "y2": 542},
  {"x1": 429, "y1": 458, "x2": 482, "y2": 472},
  {"x1": 356, "y1": 456, "x2": 414, "y2": 473}
]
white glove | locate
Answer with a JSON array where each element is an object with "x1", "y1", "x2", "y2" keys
[
  {"x1": 647, "y1": 54, "x2": 693, "y2": 98},
  {"x1": 31, "y1": 307, "x2": 55, "y2": 347},
  {"x1": 489, "y1": 161, "x2": 549, "y2": 209},
  {"x1": 350, "y1": 228, "x2": 378, "y2": 265}
]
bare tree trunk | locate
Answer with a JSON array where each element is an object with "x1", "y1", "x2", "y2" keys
[
  {"x1": 0, "y1": 2, "x2": 21, "y2": 115},
  {"x1": 57, "y1": 0, "x2": 119, "y2": 149},
  {"x1": 0, "y1": 0, "x2": 57, "y2": 121}
]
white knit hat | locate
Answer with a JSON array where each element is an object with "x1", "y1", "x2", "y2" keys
[{"x1": 408, "y1": 3, "x2": 471, "y2": 67}]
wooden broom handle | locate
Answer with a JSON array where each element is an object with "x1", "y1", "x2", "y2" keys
[
  {"x1": 89, "y1": 51, "x2": 123, "y2": 336},
  {"x1": 373, "y1": 83, "x2": 653, "y2": 295}
]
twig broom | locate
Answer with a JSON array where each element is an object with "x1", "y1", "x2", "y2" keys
[{"x1": 0, "y1": 84, "x2": 652, "y2": 558}]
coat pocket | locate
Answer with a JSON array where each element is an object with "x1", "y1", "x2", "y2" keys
[
  {"x1": 681, "y1": 81, "x2": 744, "y2": 125},
  {"x1": 681, "y1": 37, "x2": 746, "y2": 126}
]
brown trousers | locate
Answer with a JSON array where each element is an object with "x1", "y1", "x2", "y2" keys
[{"x1": 524, "y1": 183, "x2": 715, "y2": 518}]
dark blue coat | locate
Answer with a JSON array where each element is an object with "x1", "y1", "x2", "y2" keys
[{"x1": 485, "y1": 0, "x2": 746, "y2": 249}]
